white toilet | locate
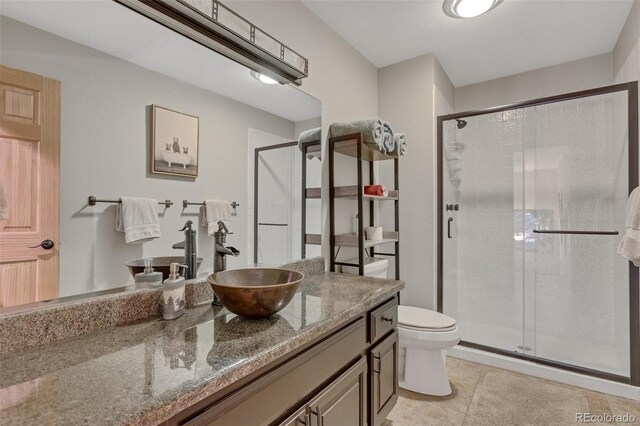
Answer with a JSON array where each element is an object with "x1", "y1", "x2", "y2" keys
[{"x1": 398, "y1": 306, "x2": 460, "y2": 396}]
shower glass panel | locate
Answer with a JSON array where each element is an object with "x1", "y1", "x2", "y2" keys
[
  {"x1": 254, "y1": 142, "x2": 300, "y2": 265},
  {"x1": 441, "y1": 86, "x2": 635, "y2": 380},
  {"x1": 523, "y1": 92, "x2": 630, "y2": 376}
]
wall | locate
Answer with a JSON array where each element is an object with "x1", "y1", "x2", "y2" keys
[
  {"x1": 378, "y1": 54, "x2": 454, "y2": 309},
  {"x1": 455, "y1": 54, "x2": 613, "y2": 112},
  {"x1": 226, "y1": 1, "x2": 380, "y2": 266},
  {"x1": 1, "y1": 17, "x2": 296, "y2": 296}
]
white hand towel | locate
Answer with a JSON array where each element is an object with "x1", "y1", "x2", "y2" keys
[
  {"x1": 115, "y1": 197, "x2": 161, "y2": 244},
  {"x1": 199, "y1": 200, "x2": 232, "y2": 236},
  {"x1": 617, "y1": 187, "x2": 640, "y2": 266}
]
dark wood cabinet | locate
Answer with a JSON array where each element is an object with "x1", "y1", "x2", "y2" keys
[
  {"x1": 307, "y1": 358, "x2": 367, "y2": 426},
  {"x1": 369, "y1": 331, "x2": 399, "y2": 426},
  {"x1": 171, "y1": 296, "x2": 399, "y2": 426}
]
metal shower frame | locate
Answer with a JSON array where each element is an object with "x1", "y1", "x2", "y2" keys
[{"x1": 436, "y1": 82, "x2": 639, "y2": 386}]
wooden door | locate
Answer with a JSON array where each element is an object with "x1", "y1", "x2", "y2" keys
[
  {"x1": 0, "y1": 65, "x2": 60, "y2": 307},
  {"x1": 370, "y1": 331, "x2": 398, "y2": 426},
  {"x1": 308, "y1": 357, "x2": 367, "y2": 426}
]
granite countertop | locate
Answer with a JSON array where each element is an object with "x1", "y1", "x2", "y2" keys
[{"x1": 0, "y1": 272, "x2": 403, "y2": 426}]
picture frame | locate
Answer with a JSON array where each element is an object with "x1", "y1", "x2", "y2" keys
[{"x1": 151, "y1": 105, "x2": 199, "y2": 178}]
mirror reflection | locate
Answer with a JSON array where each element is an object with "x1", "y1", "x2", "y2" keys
[{"x1": 0, "y1": 1, "x2": 321, "y2": 309}]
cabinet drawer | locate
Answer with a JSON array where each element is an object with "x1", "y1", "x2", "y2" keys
[
  {"x1": 369, "y1": 298, "x2": 397, "y2": 344},
  {"x1": 185, "y1": 319, "x2": 366, "y2": 426}
]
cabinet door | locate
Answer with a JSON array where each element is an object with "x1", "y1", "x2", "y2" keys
[
  {"x1": 370, "y1": 331, "x2": 398, "y2": 426},
  {"x1": 308, "y1": 357, "x2": 367, "y2": 426}
]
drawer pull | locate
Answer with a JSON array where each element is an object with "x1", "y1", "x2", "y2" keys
[
  {"x1": 381, "y1": 316, "x2": 393, "y2": 323},
  {"x1": 373, "y1": 353, "x2": 381, "y2": 374},
  {"x1": 300, "y1": 413, "x2": 310, "y2": 425},
  {"x1": 311, "y1": 406, "x2": 322, "y2": 426}
]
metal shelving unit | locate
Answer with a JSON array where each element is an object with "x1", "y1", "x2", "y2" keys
[
  {"x1": 301, "y1": 140, "x2": 322, "y2": 258},
  {"x1": 328, "y1": 133, "x2": 400, "y2": 278}
]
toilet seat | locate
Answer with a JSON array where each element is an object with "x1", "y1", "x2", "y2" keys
[{"x1": 398, "y1": 306, "x2": 456, "y2": 332}]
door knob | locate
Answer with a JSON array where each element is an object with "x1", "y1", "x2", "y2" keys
[{"x1": 28, "y1": 239, "x2": 55, "y2": 250}]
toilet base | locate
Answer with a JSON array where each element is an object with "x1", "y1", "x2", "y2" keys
[{"x1": 399, "y1": 346, "x2": 452, "y2": 396}]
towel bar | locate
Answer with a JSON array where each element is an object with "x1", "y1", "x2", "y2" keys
[
  {"x1": 88, "y1": 196, "x2": 173, "y2": 208},
  {"x1": 182, "y1": 200, "x2": 240, "y2": 213},
  {"x1": 532, "y1": 229, "x2": 619, "y2": 235}
]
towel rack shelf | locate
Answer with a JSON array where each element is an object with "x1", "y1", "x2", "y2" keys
[
  {"x1": 87, "y1": 196, "x2": 172, "y2": 208},
  {"x1": 183, "y1": 200, "x2": 239, "y2": 213},
  {"x1": 328, "y1": 132, "x2": 400, "y2": 279}
]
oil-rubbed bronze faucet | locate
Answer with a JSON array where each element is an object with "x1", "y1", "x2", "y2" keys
[
  {"x1": 172, "y1": 220, "x2": 197, "y2": 280},
  {"x1": 214, "y1": 221, "x2": 239, "y2": 273}
]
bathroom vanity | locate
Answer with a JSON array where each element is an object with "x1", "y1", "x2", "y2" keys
[{"x1": 0, "y1": 271, "x2": 403, "y2": 426}]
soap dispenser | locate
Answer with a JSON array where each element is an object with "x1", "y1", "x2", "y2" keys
[
  {"x1": 162, "y1": 263, "x2": 186, "y2": 320},
  {"x1": 134, "y1": 258, "x2": 163, "y2": 287}
]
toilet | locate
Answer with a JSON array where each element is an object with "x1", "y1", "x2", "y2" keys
[{"x1": 398, "y1": 306, "x2": 460, "y2": 396}]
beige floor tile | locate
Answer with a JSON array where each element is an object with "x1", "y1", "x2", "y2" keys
[
  {"x1": 607, "y1": 395, "x2": 640, "y2": 424},
  {"x1": 463, "y1": 369, "x2": 611, "y2": 426},
  {"x1": 387, "y1": 395, "x2": 465, "y2": 426}
]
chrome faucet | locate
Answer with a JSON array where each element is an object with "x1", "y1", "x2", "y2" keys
[
  {"x1": 214, "y1": 221, "x2": 239, "y2": 273},
  {"x1": 172, "y1": 220, "x2": 197, "y2": 280}
]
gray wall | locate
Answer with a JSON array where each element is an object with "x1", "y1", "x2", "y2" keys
[
  {"x1": 455, "y1": 53, "x2": 613, "y2": 112},
  {"x1": 378, "y1": 54, "x2": 454, "y2": 309},
  {"x1": 1, "y1": 17, "x2": 296, "y2": 296}
]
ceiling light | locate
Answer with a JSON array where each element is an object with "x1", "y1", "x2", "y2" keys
[
  {"x1": 443, "y1": 0, "x2": 503, "y2": 18},
  {"x1": 250, "y1": 71, "x2": 278, "y2": 85}
]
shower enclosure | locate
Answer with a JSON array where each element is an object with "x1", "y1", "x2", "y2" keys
[
  {"x1": 437, "y1": 82, "x2": 639, "y2": 385},
  {"x1": 254, "y1": 141, "x2": 301, "y2": 265}
]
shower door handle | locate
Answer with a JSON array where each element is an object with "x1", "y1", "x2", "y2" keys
[
  {"x1": 532, "y1": 229, "x2": 619, "y2": 236},
  {"x1": 447, "y1": 217, "x2": 453, "y2": 239}
]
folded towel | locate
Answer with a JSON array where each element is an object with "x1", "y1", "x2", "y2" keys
[
  {"x1": 0, "y1": 183, "x2": 8, "y2": 221},
  {"x1": 392, "y1": 133, "x2": 407, "y2": 156},
  {"x1": 329, "y1": 118, "x2": 385, "y2": 152},
  {"x1": 617, "y1": 187, "x2": 640, "y2": 266},
  {"x1": 381, "y1": 122, "x2": 395, "y2": 154},
  {"x1": 298, "y1": 127, "x2": 322, "y2": 160},
  {"x1": 115, "y1": 197, "x2": 160, "y2": 244},
  {"x1": 200, "y1": 200, "x2": 232, "y2": 236}
]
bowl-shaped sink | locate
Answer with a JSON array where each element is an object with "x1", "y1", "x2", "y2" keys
[
  {"x1": 207, "y1": 268, "x2": 304, "y2": 318},
  {"x1": 125, "y1": 256, "x2": 204, "y2": 280}
]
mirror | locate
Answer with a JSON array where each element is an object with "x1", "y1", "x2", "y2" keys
[{"x1": 0, "y1": 1, "x2": 322, "y2": 310}]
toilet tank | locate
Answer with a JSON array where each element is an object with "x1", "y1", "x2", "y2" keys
[{"x1": 341, "y1": 257, "x2": 389, "y2": 279}]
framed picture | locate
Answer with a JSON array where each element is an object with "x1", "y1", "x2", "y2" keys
[{"x1": 151, "y1": 105, "x2": 199, "y2": 178}]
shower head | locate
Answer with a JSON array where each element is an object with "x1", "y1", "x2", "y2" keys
[{"x1": 456, "y1": 119, "x2": 467, "y2": 129}]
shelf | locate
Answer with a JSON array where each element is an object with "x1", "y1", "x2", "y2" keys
[
  {"x1": 333, "y1": 232, "x2": 398, "y2": 248},
  {"x1": 305, "y1": 233, "x2": 322, "y2": 245},
  {"x1": 306, "y1": 186, "x2": 398, "y2": 200},
  {"x1": 330, "y1": 134, "x2": 398, "y2": 162}
]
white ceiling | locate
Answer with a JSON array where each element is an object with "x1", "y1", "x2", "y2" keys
[
  {"x1": 301, "y1": 0, "x2": 635, "y2": 87},
  {"x1": 1, "y1": 0, "x2": 321, "y2": 122}
]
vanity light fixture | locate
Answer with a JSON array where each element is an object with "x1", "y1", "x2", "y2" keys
[
  {"x1": 443, "y1": 0, "x2": 503, "y2": 18},
  {"x1": 115, "y1": 0, "x2": 308, "y2": 85},
  {"x1": 250, "y1": 70, "x2": 278, "y2": 85}
]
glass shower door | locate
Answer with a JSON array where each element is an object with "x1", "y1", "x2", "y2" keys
[
  {"x1": 442, "y1": 109, "x2": 526, "y2": 354},
  {"x1": 523, "y1": 91, "x2": 630, "y2": 376}
]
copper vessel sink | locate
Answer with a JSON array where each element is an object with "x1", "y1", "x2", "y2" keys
[{"x1": 207, "y1": 268, "x2": 304, "y2": 318}]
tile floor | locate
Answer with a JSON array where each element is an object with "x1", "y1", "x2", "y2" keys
[{"x1": 385, "y1": 357, "x2": 640, "y2": 426}]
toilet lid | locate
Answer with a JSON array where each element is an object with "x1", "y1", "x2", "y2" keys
[{"x1": 398, "y1": 306, "x2": 456, "y2": 330}]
